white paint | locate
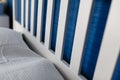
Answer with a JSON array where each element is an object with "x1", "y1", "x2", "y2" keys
[
  {"x1": 30, "y1": 0, "x2": 35, "y2": 35},
  {"x1": 36, "y1": 0, "x2": 43, "y2": 41},
  {"x1": 44, "y1": 0, "x2": 54, "y2": 48},
  {"x1": 93, "y1": 0, "x2": 120, "y2": 79},
  {"x1": 25, "y1": 0, "x2": 29, "y2": 30},
  {"x1": 14, "y1": 21, "x2": 23, "y2": 32},
  {"x1": 55, "y1": 0, "x2": 69, "y2": 60},
  {"x1": 21, "y1": 0, "x2": 24, "y2": 27},
  {"x1": 70, "y1": 0, "x2": 93, "y2": 75}
]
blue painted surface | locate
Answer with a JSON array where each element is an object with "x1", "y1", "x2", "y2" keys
[
  {"x1": 41, "y1": 0, "x2": 47, "y2": 43},
  {"x1": 80, "y1": 0, "x2": 111, "y2": 79},
  {"x1": 112, "y1": 55, "x2": 120, "y2": 80},
  {"x1": 33, "y1": 0, "x2": 39, "y2": 36},
  {"x1": 0, "y1": 3, "x2": 4, "y2": 14},
  {"x1": 50, "y1": 0, "x2": 61, "y2": 51},
  {"x1": 23, "y1": 0, "x2": 26, "y2": 27},
  {"x1": 63, "y1": 0, "x2": 80, "y2": 64},
  {"x1": 7, "y1": 0, "x2": 12, "y2": 15},
  {"x1": 15, "y1": 0, "x2": 21, "y2": 24},
  {"x1": 28, "y1": 0, "x2": 31, "y2": 31},
  {"x1": 7, "y1": 0, "x2": 12, "y2": 14}
]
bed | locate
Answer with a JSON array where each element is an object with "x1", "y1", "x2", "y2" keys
[
  {"x1": 0, "y1": 28, "x2": 64, "y2": 80},
  {"x1": 10, "y1": 0, "x2": 120, "y2": 79}
]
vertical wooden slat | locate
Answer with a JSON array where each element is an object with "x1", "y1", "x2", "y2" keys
[
  {"x1": 44, "y1": 0, "x2": 54, "y2": 48},
  {"x1": 12, "y1": 0, "x2": 15, "y2": 27},
  {"x1": 93, "y1": 0, "x2": 120, "y2": 79},
  {"x1": 13, "y1": 0, "x2": 23, "y2": 32},
  {"x1": 25, "y1": 0, "x2": 29, "y2": 30},
  {"x1": 55, "y1": 0, "x2": 69, "y2": 60},
  {"x1": 21, "y1": 0, "x2": 24, "y2": 27},
  {"x1": 30, "y1": 0, "x2": 35, "y2": 35},
  {"x1": 70, "y1": 0, "x2": 93, "y2": 74},
  {"x1": 36, "y1": 0, "x2": 43, "y2": 41}
]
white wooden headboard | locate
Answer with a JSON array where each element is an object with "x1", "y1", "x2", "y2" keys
[{"x1": 12, "y1": 0, "x2": 120, "y2": 80}]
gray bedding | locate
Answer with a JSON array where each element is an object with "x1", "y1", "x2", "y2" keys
[{"x1": 0, "y1": 28, "x2": 64, "y2": 80}]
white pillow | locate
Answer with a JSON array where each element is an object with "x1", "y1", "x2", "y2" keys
[{"x1": 0, "y1": 28, "x2": 28, "y2": 48}]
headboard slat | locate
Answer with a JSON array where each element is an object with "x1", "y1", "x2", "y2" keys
[
  {"x1": 70, "y1": 0, "x2": 93, "y2": 74},
  {"x1": 55, "y1": 0, "x2": 69, "y2": 60},
  {"x1": 45, "y1": 0, "x2": 54, "y2": 48},
  {"x1": 30, "y1": 0, "x2": 34, "y2": 35},
  {"x1": 21, "y1": 0, "x2": 24, "y2": 27},
  {"x1": 25, "y1": 0, "x2": 29, "y2": 31},
  {"x1": 36, "y1": 0, "x2": 43, "y2": 41}
]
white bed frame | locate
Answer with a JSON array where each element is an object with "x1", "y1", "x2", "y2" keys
[{"x1": 12, "y1": 0, "x2": 120, "y2": 80}]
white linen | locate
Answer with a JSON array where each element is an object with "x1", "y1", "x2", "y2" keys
[
  {"x1": 0, "y1": 28, "x2": 64, "y2": 80},
  {"x1": 0, "y1": 28, "x2": 28, "y2": 48}
]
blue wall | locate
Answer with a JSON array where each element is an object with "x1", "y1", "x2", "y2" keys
[
  {"x1": 41, "y1": 0, "x2": 48, "y2": 43},
  {"x1": 28, "y1": 0, "x2": 31, "y2": 31},
  {"x1": 50, "y1": 0, "x2": 61, "y2": 51},
  {"x1": 0, "y1": 3, "x2": 5, "y2": 14},
  {"x1": 15, "y1": 0, "x2": 21, "y2": 24},
  {"x1": 62, "y1": 0, "x2": 80, "y2": 64},
  {"x1": 33, "y1": 0, "x2": 39, "y2": 36},
  {"x1": 80, "y1": 0, "x2": 111, "y2": 79},
  {"x1": 112, "y1": 55, "x2": 120, "y2": 80}
]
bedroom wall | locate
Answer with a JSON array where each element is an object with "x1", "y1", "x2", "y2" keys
[
  {"x1": 0, "y1": 0, "x2": 7, "y2": 14},
  {"x1": 0, "y1": 0, "x2": 13, "y2": 28}
]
